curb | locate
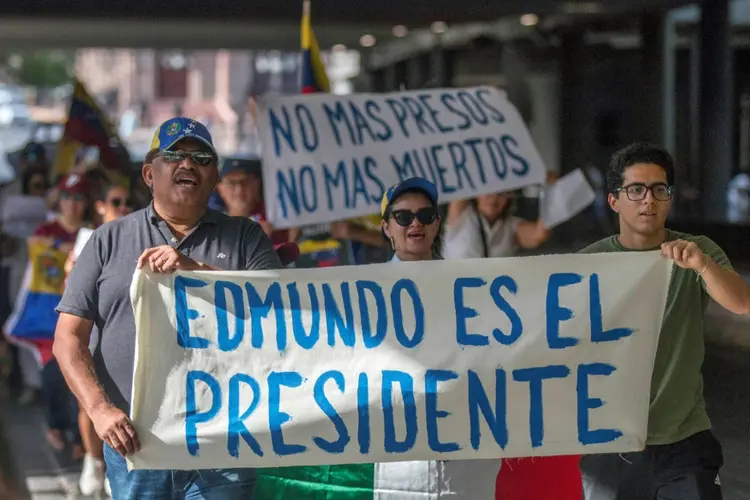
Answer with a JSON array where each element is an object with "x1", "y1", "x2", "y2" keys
[{"x1": 0, "y1": 412, "x2": 29, "y2": 499}]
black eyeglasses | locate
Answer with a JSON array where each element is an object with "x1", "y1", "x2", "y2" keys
[
  {"x1": 109, "y1": 197, "x2": 133, "y2": 208},
  {"x1": 616, "y1": 183, "x2": 673, "y2": 202},
  {"x1": 390, "y1": 207, "x2": 439, "y2": 227},
  {"x1": 160, "y1": 150, "x2": 216, "y2": 167}
]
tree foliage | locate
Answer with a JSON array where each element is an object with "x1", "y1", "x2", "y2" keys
[{"x1": 1, "y1": 51, "x2": 74, "y2": 88}]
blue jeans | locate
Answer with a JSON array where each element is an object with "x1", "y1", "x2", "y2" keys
[{"x1": 104, "y1": 444, "x2": 256, "y2": 499}]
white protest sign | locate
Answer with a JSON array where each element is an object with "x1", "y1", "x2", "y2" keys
[
  {"x1": 256, "y1": 87, "x2": 547, "y2": 229},
  {"x1": 128, "y1": 252, "x2": 672, "y2": 470},
  {"x1": 541, "y1": 169, "x2": 597, "y2": 229}
]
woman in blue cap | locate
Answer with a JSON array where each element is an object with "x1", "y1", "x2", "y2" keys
[
  {"x1": 380, "y1": 177, "x2": 444, "y2": 262},
  {"x1": 378, "y1": 177, "x2": 501, "y2": 498}
]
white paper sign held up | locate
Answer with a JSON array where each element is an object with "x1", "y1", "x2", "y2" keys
[{"x1": 257, "y1": 86, "x2": 547, "y2": 228}]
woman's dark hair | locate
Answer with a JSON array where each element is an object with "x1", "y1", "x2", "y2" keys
[
  {"x1": 381, "y1": 188, "x2": 445, "y2": 260},
  {"x1": 607, "y1": 142, "x2": 675, "y2": 194},
  {"x1": 21, "y1": 167, "x2": 48, "y2": 195},
  {"x1": 97, "y1": 182, "x2": 127, "y2": 202}
]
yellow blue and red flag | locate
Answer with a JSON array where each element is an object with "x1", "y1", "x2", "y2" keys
[
  {"x1": 54, "y1": 79, "x2": 129, "y2": 181},
  {"x1": 301, "y1": 0, "x2": 330, "y2": 94},
  {"x1": 3, "y1": 241, "x2": 68, "y2": 366}
]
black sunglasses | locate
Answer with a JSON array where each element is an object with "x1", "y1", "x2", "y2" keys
[
  {"x1": 109, "y1": 197, "x2": 133, "y2": 208},
  {"x1": 391, "y1": 207, "x2": 439, "y2": 227},
  {"x1": 160, "y1": 150, "x2": 216, "y2": 167}
]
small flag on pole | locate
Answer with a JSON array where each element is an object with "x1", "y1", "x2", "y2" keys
[{"x1": 300, "y1": 0, "x2": 330, "y2": 94}]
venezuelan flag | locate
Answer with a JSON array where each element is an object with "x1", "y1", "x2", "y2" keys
[
  {"x1": 301, "y1": 0, "x2": 330, "y2": 94},
  {"x1": 3, "y1": 241, "x2": 68, "y2": 366},
  {"x1": 54, "y1": 79, "x2": 130, "y2": 183}
]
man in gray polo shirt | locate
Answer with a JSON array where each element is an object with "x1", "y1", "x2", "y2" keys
[{"x1": 53, "y1": 117, "x2": 297, "y2": 499}]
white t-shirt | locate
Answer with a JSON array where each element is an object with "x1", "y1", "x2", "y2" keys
[{"x1": 443, "y1": 204, "x2": 520, "y2": 260}]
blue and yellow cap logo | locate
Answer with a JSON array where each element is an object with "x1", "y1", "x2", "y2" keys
[
  {"x1": 150, "y1": 117, "x2": 217, "y2": 157},
  {"x1": 380, "y1": 177, "x2": 439, "y2": 218}
]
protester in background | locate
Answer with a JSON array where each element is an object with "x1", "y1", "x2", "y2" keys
[
  {"x1": 1, "y1": 166, "x2": 49, "y2": 301},
  {"x1": 330, "y1": 215, "x2": 389, "y2": 264},
  {"x1": 1, "y1": 166, "x2": 51, "y2": 404},
  {"x1": 83, "y1": 168, "x2": 110, "y2": 226},
  {"x1": 69, "y1": 183, "x2": 133, "y2": 497},
  {"x1": 579, "y1": 143, "x2": 750, "y2": 499},
  {"x1": 443, "y1": 191, "x2": 549, "y2": 259},
  {"x1": 1, "y1": 167, "x2": 50, "y2": 403},
  {"x1": 216, "y1": 156, "x2": 300, "y2": 243},
  {"x1": 32, "y1": 174, "x2": 89, "y2": 250},
  {"x1": 20, "y1": 142, "x2": 49, "y2": 172},
  {"x1": 1, "y1": 142, "x2": 51, "y2": 311},
  {"x1": 32, "y1": 173, "x2": 90, "y2": 457},
  {"x1": 53, "y1": 117, "x2": 295, "y2": 499}
]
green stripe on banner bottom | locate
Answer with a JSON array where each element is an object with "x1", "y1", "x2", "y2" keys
[{"x1": 255, "y1": 464, "x2": 376, "y2": 499}]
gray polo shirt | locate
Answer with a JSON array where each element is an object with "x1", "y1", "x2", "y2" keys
[{"x1": 55, "y1": 203, "x2": 282, "y2": 414}]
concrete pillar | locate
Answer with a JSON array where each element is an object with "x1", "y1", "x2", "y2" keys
[
  {"x1": 698, "y1": 0, "x2": 734, "y2": 220},
  {"x1": 558, "y1": 31, "x2": 587, "y2": 175},
  {"x1": 500, "y1": 41, "x2": 533, "y2": 123},
  {"x1": 369, "y1": 68, "x2": 386, "y2": 92},
  {"x1": 428, "y1": 47, "x2": 454, "y2": 88},
  {"x1": 406, "y1": 54, "x2": 429, "y2": 89},
  {"x1": 688, "y1": 30, "x2": 701, "y2": 187},
  {"x1": 384, "y1": 60, "x2": 407, "y2": 91},
  {"x1": 661, "y1": 12, "x2": 678, "y2": 155},
  {"x1": 640, "y1": 12, "x2": 666, "y2": 145}
]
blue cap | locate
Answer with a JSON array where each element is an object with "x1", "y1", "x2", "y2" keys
[
  {"x1": 220, "y1": 157, "x2": 262, "y2": 179},
  {"x1": 380, "y1": 177, "x2": 439, "y2": 217},
  {"x1": 150, "y1": 117, "x2": 217, "y2": 157}
]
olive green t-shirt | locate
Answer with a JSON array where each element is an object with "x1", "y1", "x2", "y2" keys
[{"x1": 579, "y1": 229, "x2": 733, "y2": 445}]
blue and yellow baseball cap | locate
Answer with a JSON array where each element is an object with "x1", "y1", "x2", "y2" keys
[
  {"x1": 380, "y1": 177, "x2": 439, "y2": 218},
  {"x1": 150, "y1": 117, "x2": 217, "y2": 157}
]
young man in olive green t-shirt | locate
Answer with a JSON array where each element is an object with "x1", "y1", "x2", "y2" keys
[{"x1": 578, "y1": 143, "x2": 750, "y2": 500}]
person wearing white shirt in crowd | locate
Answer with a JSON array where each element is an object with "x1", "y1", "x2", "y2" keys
[{"x1": 443, "y1": 191, "x2": 549, "y2": 259}]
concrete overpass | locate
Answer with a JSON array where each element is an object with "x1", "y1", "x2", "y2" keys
[{"x1": 0, "y1": 0, "x2": 698, "y2": 50}]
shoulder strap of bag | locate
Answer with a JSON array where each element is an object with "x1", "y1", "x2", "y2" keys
[{"x1": 475, "y1": 208, "x2": 489, "y2": 259}]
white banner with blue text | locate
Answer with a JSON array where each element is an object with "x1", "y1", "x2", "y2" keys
[
  {"x1": 256, "y1": 87, "x2": 547, "y2": 228},
  {"x1": 128, "y1": 252, "x2": 672, "y2": 470}
]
